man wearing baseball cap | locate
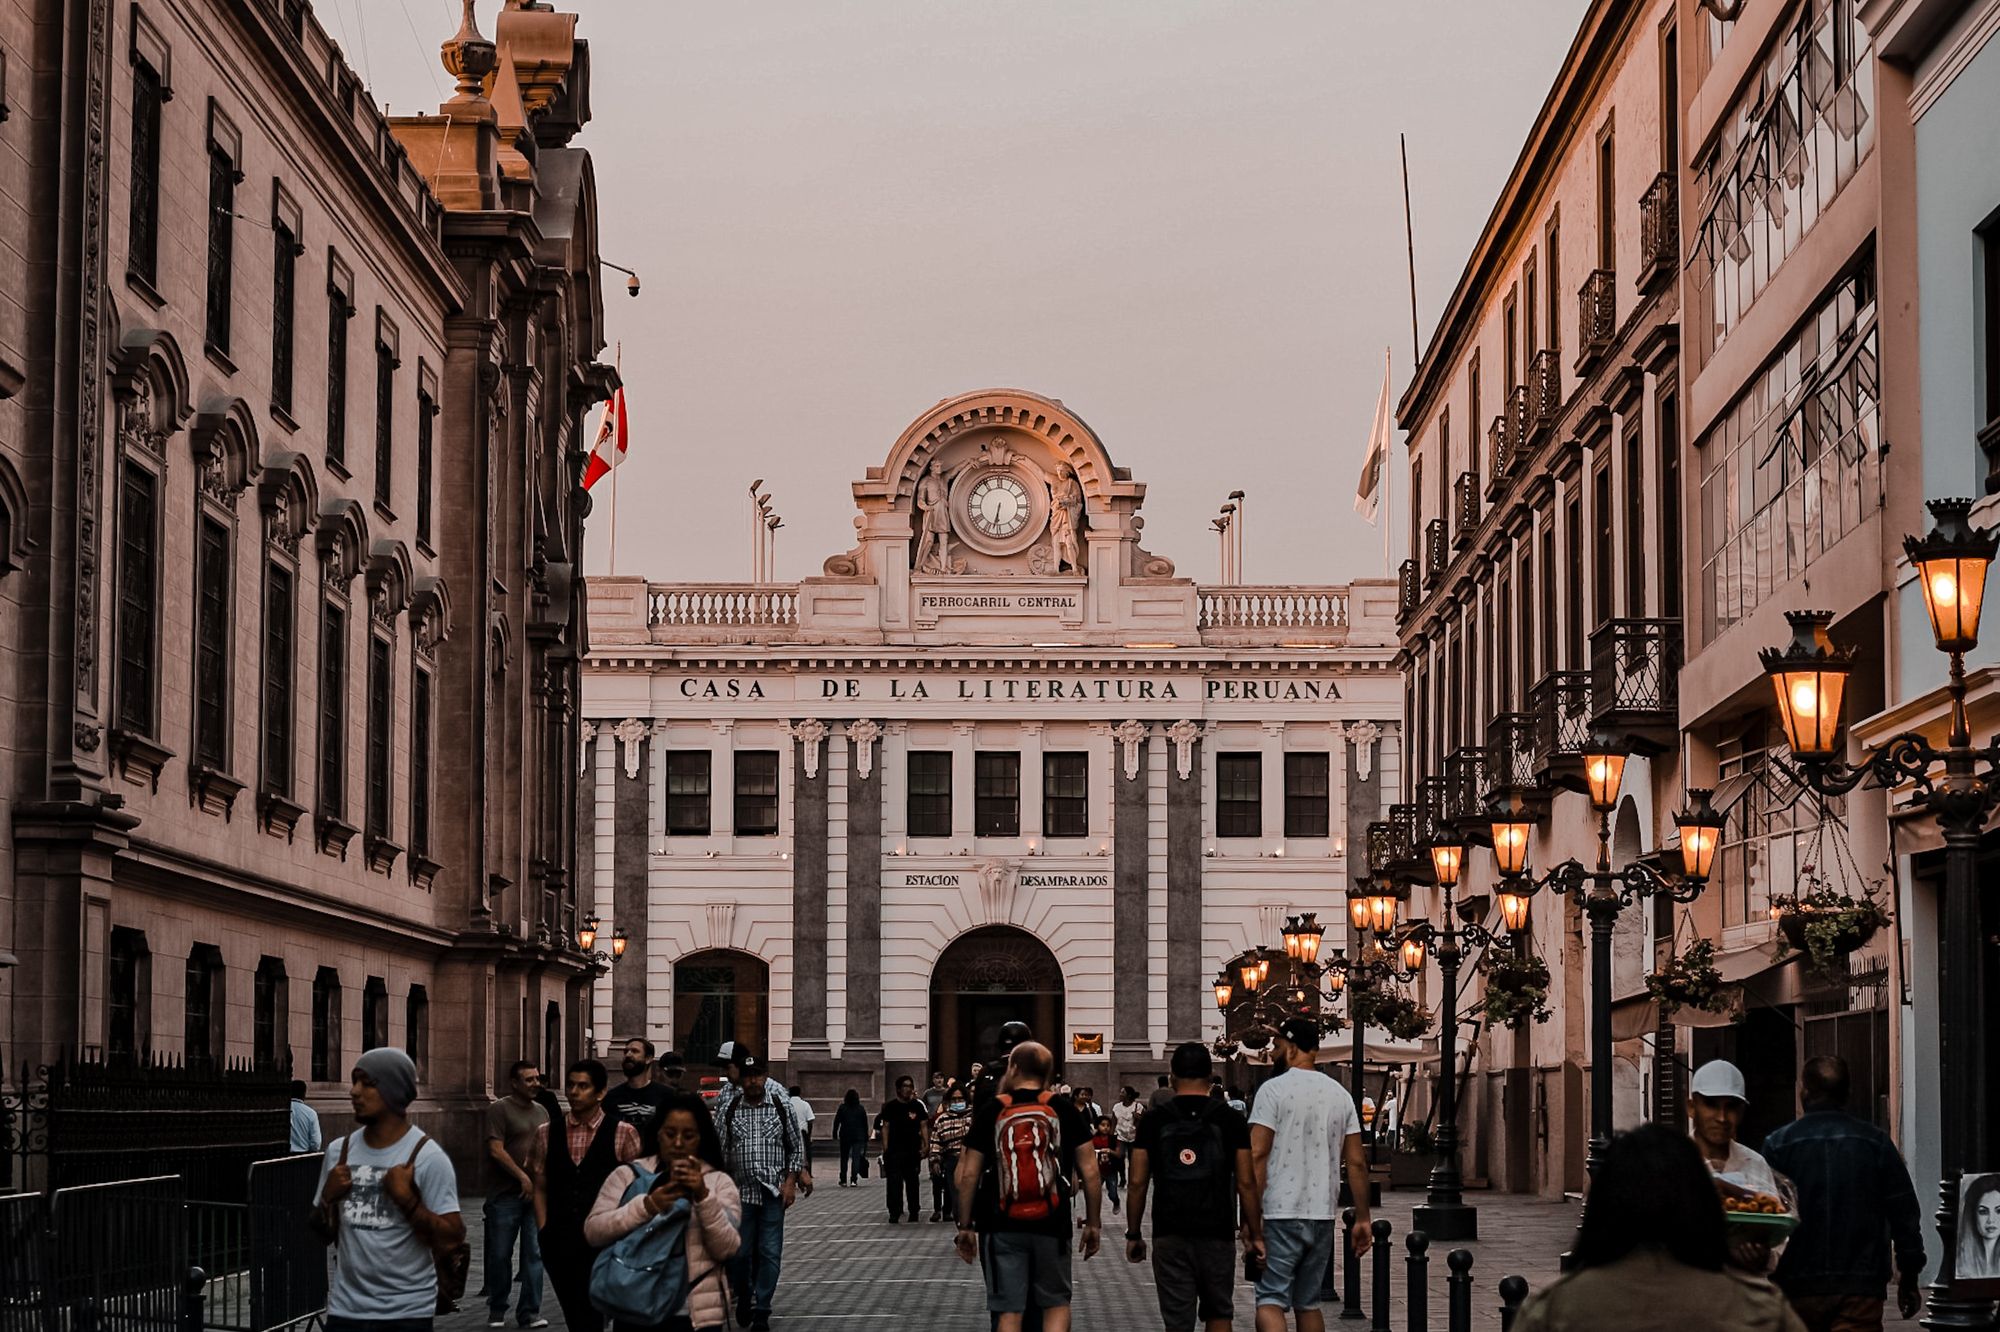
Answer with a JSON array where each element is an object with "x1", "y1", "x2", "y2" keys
[{"x1": 1687, "y1": 1058, "x2": 1783, "y2": 1272}]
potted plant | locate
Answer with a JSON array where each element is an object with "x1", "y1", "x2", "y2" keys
[
  {"x1": 1770, "y1": 886, "x2": 1891, "y2": 978},
  {"x1": 1355, "y1": 989, "x2": 1433, "y2": 1042},
  {"x1": 1480, "y1": 953, "x2": 1552, "y2": 1029},
  {"x1": 1646, "y1": 938, "x2": 1729, "y2": 1016},
  {"x1": 1390, "y1": 1119, "x2": 1436, "y2": 1188}
]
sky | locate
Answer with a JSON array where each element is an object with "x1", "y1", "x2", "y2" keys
[{"x1": 347, "y1": 0, "x2": 1584, "y2": 587}]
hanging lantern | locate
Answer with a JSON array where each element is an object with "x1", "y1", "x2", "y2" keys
[
  {"x1": 577, "y1": 915, "x2": 600, "y2": 952},
  {"x1": 1498, "y1": 890, "x2": 1533, "y2": 934},
  {"x1": 1429, "y1": 836, "x2": 1466, "y2": 890},
  {"x1": 1582, "y1": 732, "x2": 1629, "y2": 813},
  {"x1": 1906, "y1": 498, "x2": 1998, "y2": 656},
  {"x1": 1399, "y1": 932, "x2": 1429, "y2": 974},
  {"x1": 1761, "y1": 610, "x2": 1855, "y2": 761},
  {"x1": 1347, "y1": 883, "x2": 1374, "y2": 933},
  {"x1": 1213, "y1": 976, "x2": 1233, "y2": 1011},
  {"x1": 1674, "y1": 789, "x2": 1727, "y2": 885},
  {"x1": 610, "y1": 928, "x2": 629, "y2": 959}
]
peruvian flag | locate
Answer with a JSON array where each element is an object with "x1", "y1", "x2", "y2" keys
[{"x1": 582, "y1": 387, "x2": 628, "y2": 490}]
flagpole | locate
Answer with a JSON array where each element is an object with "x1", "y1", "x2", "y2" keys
[
  {"x1": 1401, "y1": 134, "x2": 1421, "y2": 369},
  {"x1": 1382, "y1": 347, "x2": 1393, "y2": 578},
  {"x1": 608, "y1": 342, "x2": 621, "y2": 577}
]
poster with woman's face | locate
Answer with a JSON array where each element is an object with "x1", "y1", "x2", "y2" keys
[{"x1": 1957, "y1": 1173, "x2": 2000, "y2": 1294}]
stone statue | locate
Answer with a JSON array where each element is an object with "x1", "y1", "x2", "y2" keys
[
  {"x1": 1048, "y1": 464, "x2": 1083, "y2": 573},
  {"x1": 916, "y1": 458, "x2": 961, "y2": 574}
]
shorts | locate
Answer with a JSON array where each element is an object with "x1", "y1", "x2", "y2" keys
[
  {"x1": 1256, "y1": 1217, "x2": 1337, "y2": 1311},
  {"x1": 1151, "y1": 1234, "x2": 1236, "y2": 1330},
  {"x1": 981, "y1": 1231, "x2": 1072, "y2": 1314}
]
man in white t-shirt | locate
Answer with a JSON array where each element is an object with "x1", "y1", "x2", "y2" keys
[{"x1": 1247, "y1": 1018, "x2": 1372, "y2": 1332}]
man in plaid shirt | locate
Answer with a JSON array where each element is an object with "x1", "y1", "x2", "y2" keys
[{"x1": 717, "y1": 1048, "x2": 806, "y2": 1332}]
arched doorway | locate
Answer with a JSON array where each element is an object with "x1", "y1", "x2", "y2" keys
[
  {"x1": 929, "y1": 927, "x2": 1064, "y2": 1080},
  {"x1": 674, "y1": 950, "x2": 769, "y2": 1065}
]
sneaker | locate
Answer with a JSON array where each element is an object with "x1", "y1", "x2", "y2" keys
[
  {"x1": 488, "y1": 1321, "x2": 504, "y2": 1328},
  {"x1": 750, "y1": 1315, "x2": 771, "y2": 1332},
  {"x1": 524, "y1": 1321, "x2": 549, "y2": 1329}
]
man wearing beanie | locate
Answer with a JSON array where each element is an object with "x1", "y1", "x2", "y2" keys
[{"x1": 315, "y1": 1048, "x2": 464, "y2": 1330}]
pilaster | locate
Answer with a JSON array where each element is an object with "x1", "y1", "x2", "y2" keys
[
  {"x1": 1165, "y1": 733, "x2": 1203, "y2": 1044},
  {"x1": 1113, "y1": 728, "x2": 1150, "y2": 1056},
  {"x1": 611, "y1": 729, "x2": 648, "y2": 1037},
  {"x1": 790, "y1": 725, "x2": 830, "y2": 1053}
]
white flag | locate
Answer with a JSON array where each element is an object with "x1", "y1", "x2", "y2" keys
[{"x1": 1354, "y1": 352, "x2": 1393, "y2": 522}]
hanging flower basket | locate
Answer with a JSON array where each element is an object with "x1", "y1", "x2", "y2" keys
[
  {"x1": 1647, "y1": 938, "x2": 1730, "y2": 1016},
  {"x1": 1480, "y1": 953, "x2": 1552, "y2": 1029},
  {"x1": 1770, "y1": 888, "x2": 1890, "y2": 978},
  {"x1": 1354, "y1": 989, "x2": 1432, "y2": 1042}
]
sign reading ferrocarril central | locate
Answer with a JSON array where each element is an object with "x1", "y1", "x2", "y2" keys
[{"x1": 915, "y1": 591, "x2": 1081, "y2": 614}]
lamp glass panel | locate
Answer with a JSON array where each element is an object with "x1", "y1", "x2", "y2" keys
[
  {"x1": 1492, "y1": 819, "x2": 1532, "y2": 876},
  {"x1": 1584, "y1": 748, "x2": 1628, "y2": 810},
  {"x1": 1678, "y1": 820, "x2": 1722, "y2": 882},
  {"x1": 1400, "y1": 936, "x2": 1427, "y2": 972},
  {"x1": 1498, "y1": 891, "x2": 1531, "y2": 933},
  {"x1": 1918, "y1": 553, "x2": 1990, "y2": 652},
  {"x1": 1770, "y1": 664, "x2": 1848, "y2": 758},
  {"x1": 1430, "y1": 842, "x2": 1465, "y2": 888}
]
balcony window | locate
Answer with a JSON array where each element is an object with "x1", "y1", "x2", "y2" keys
[
  {"x1": 907, "y1": 751, "x2": 952, "y2": 838},
  {"x1": 318, "y1": 601, "x2": 346, "y2": 817},
  {"x1": 115, "y1": 462, "x2": 159, "y2": 736},
  {"x1": 192, "y1": 516, "x2": 231, "y2": 771},
  {"x1": 665, "y1": 750, "x2": 711, "y2": 836},
  {"x1": 1042, "y1": 751, "x2": 1088, "y2": 838},
  {"x1": 1283, "y1": 752, "x2": 1330, "y2": 838},
  {"x1": 262, "y1": 564, "x2": 294, "y2": 795},
  {"x1": 734, "y1": 750, "x2": 780, "y2": 836},
  {"x1": 1216, "y1": 753, "x2": 1261, "y2": 838},
  {"x1": 974, "y1": 752, "x2": 1020, "y2": 837}
]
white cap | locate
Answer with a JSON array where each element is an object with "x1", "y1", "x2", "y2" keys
[{"x1": 1689, "y1": 1060, "x2": 1747, "y2": 1103}]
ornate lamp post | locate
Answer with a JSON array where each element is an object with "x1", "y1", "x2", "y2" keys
[
  {"x1": 576, "y1": 914, "x2": 630, "y2": 965},
  {"x1": 1760, "y1": 499, "x2": 1999, "y2": 1330}
]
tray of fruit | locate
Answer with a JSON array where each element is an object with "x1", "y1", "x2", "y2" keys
[{"x1": 1720, "y1": 1191, "x2": 1799, "y2": 1238}]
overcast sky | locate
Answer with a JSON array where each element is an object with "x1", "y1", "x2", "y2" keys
[{"x1": 349, "y1": 1, "x2": 1583, "y2": 587}]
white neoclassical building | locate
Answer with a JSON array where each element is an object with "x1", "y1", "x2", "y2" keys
[{"x1": 581, "y1": 388, "x2": 1402, "y2": 1100}]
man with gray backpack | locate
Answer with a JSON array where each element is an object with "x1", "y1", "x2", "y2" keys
[{"x1": 1125, "y1": 1042, "x2": 1260, "y2": 1332}]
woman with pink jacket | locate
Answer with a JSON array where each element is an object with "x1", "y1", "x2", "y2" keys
[{"x1": 584, "y1": 1091, "x2": 741, "y2": 1332}]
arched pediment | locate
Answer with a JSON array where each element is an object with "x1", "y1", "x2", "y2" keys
[
  {"x1": 110, "y1": 327, "x2": 194, "y2": 430},
  {"x1": 316, "y1": 497, "x2": 371, "y2": 585},
  {"x1": 258, "y1": 450, "x2": 320, "y2": 557},
  {"x1": 366, "y1": 538, "x2": 414, "y2": 624},
  {"x1": 0, "y1": 453, "x2": 35, "y2": 575},
  {"x1": 409, "y1": 574, "x2": 454, "y2": 658},
  {"x1": 860, "y1": 388, "x2": 1141, "y2": 514},
  {"x1": 189, "y1": 394, "x2": 261, "y2": 503}
]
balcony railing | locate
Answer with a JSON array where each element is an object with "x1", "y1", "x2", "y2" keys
[
  {"x1": 1443, "y1": 746, "x2": 1494, "y2": 825},
  {"x1": 1198, "y1": 587, "x2": 1348, "y2": 631},
  {"x1": 1484, "y1": 711, "x2": 1539, "y2": 795},
  {"x1": 1415, "y1": 776, "x2": 1451, "y2": 849},
  {"x1": 1453, "y1": 472, "x2": 1481, "y2": 548},
  {"x1": 1424, "y1": 518, "x2": 1449, "y2": 588},
  {"x1": 1528, "y1": 670, "x2": 1592, "y2": 780},
  {"x1": 1528, "y1": 349, "x2": 1562, "y2": 444},
  {"x1": 1487, "y1": 413, "x2": 1513, "y2": 499},
  {"x1": 1639, "y1": 172, "x2": 1676, "y2": 293},
  {"x1": 648, "y1": 584, "x2": 800, "y2": 629},
  {"x1": 1398, "y1": 558, "x2": 1420, "y2": 616},
  {"x1": 1389, "y1": 800, "x2": 1425, "y2": 871},
  {"x1": 1576, "y1": 269, "x2": 1616, "y2": 374},
  {"x1": 1589, "y1": 618, "x2": 1681, "y2": 751}
]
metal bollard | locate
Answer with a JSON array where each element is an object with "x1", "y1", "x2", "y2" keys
[
  {"x1": 181, "y1": 1266, "x2": 207, "y2": 1332},
  {"x1": 1370, "y1": 1218, "x2": 1393, "y2": 1331},
  {"x1": 1498, "y1": 1274, "x2": 1530, "y2": 1331},
  {"x1": 1405, "y1": 1231, "x2": 1430, "y2": 1332},
  {"x1": 1446, "y1": 1248, "x2": 1475, "y2": 1332},
  {"x1": 1341, "y1": 1207, "x2": 1363, "y2": 1320}
]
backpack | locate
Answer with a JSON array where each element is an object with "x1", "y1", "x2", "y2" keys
[
  {"x1": 993, "y1": 1091, "x2": 1066, "y2": 1222},
  {"x1": 1152, "y1": 1100, "x2": 1233, "y2": 1219},
  {"x1": 588, "y1": 1165, "x2": 716, "y2": 1322},
  {"x1": 724, "y1": 1087, "x2": 799, "y2": 1167}
]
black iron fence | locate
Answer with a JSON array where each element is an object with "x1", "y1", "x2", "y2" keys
[
  {"x1": 1321, "y1": 1209, "x2": 1531, "y2": 1331},
  {"x1": 187, "y1": 1155, "x2": 326, "y2": 1332}
]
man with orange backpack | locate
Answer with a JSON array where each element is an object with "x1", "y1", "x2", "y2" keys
[{"x1": 953, "y1": 1041, "x2": 1102, "y2": 1332}]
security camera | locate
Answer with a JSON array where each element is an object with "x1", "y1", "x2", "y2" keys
[{"x1": 625, "y1": 273, "x2": 641, "y2": 298}]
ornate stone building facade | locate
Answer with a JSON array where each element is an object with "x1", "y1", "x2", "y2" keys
[
  {"x1": 583, "y1": 388, "x2": 1403, "y2": 1100},
  {"x1": 0, "y1": 0, "x2": 609, "y2": 1157}
]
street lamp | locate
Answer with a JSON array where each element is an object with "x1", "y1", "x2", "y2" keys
[
  {"x1": 1761, "y1": 498, "x2": 2000, "y2": 1329},
  {"x1": 576, "y1": 914, "x2": 629, "y2": 966}
]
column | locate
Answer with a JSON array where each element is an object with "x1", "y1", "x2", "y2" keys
[
  {"x1": 882, "y1": 722, "x2": 908, "y2": 853},
  {"x1": 591, "y1": 725, "x2": 617, "y2": 1042},
  {"x1": 1020, "y1": 722, "x2": 1044, "y2": 847},
  {"x1": 712, "y1": 721, "x2": 736, "y2": 839},
  {"x1": 612, "y1": 725, "x2": 649, "y2": 1038},
  {"x1": 791, "y1": 724, "x2": 830, "y2": 1055},
  {"x1": 1260, "y1": 722, "x2": 1285, "y2": 847},
  {"x1": 1113, "y1": 727, "x2": 1150, "y2": 1056},
  {"x1": 1165, "y1": 731, "x2": 1203, "y2": 1044},
  {"x1": 845, "y1": 722, "x2": 885, "y2": 1065},
  {"x1": 951, "y1": 722, "x2": 975, "y2": 844}
]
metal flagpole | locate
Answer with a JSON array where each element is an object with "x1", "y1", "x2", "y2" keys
[
  {"x1": 607, "y1": 342, "x2": 621, "y2": 577},
  {"x1": 1401, "y1": 135, "x2": 1420, "y2": 369},
  {"x1": 1382, "y1": 347, "x2": 1393, "y2": 578}
]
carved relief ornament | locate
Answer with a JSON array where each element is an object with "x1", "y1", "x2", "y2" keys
[
  {"x1": 1113, "y1": 719, "x2": 1148, "y2": 780},
  {"x1": 1166, "y1": 719, "x2": 1209, "y2": 781},
  {"x1": 788, "y1": 718, "x2": 829, "y2": 778},
  {"x1": 846, "y1": 718, "x2": 880, "y2": 780},
  {"x1": 1346, "y1": 721, "x2": 1382, "y2": 781},
  {"x1": 613, "y1": 717, "x2": 648, "y2": 778}
]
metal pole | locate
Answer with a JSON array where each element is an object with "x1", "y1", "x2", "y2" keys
[
  {"x1": 1498, "y1": 1275, "x2": 1530, "y2": 1331},
  {"x1": 1585, "y1": 891, "x2": 1618, "y2": 1178},
  {"x1": 1353, "y1": 985, "x2": 1370, "y2": 1148},
  {"x1": 1415, "y1": 913, "x2": 1476, "y2": 1238},
  {"x1": 1405, "y1": 1231, "x2": 1430, "y2": 1332},
  {"x1": 1370, "y1": 1218, "x2": 1393, "y2": 1331},
  {"x1": 1341, "y1": 1206, "x2": 1363, "y2": 1321},
  {"x1": 1445, "y1": 1248, "x2": 1474, "y2": 1332}
]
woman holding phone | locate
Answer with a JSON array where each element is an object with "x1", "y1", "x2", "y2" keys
[{"x1": 584, "y1": 1091, "x2": 742, "y2": 1332}]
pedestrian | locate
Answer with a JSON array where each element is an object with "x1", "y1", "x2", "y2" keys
[
  {"x1": 1111, "y1": 1087, "x2": 1142, "y2": 1150},
  {"x1": 833, "y1": 1089, "x2": 869, "y2": 1186},
  {"x1": 605, "y1": 1039, "x2": 673, "y2": 1136},
  {"x1": 923, "y1": 1070, "x2": 950, "y2": 1118},
  {"x1": 583, "y1": 1090, "x2": 741, "y2": 1332},
  {"x1": 1687, "y1": 1059, "x2": 1783, "y2": 1272},
  {"x1": 313, "y1": 1047, "x2": 466, "y2": 1332},
  {"x1": 1377, "y1": 1091, "x2": 1399, "y2": 1152},
  {"x1": 657, "y1": 1050, "x2": 689, "y2": 1096},
  {"x1": 1511, "y1": 1125, "x2": 1807, "y2": 1331},
  {"x1": 1149, "y1": 1074, "x2": 1176, "y2": 1113},
  {"x1": 483, "y1": 1060, "x2": 550, "y2": 1329},
  {"x1": 1225, "y1": 1086, "x2": 1247, "y2": 1116},
  {"x1": 290, "y1": 1079, "x2": 322, "y2": 1153},
  {"x1": 1760, "y1": 1056, "x2": 1926, "y2": 1330},
  {"x1": 714, "y1": 1048, "x2": 805, "y2": 1332},
  {"x1": 953, "y1": 1041, "x2": 1102, "y2": 1332},
  {"x1": 786, "y1": 1085, "x2": 817, "y2": 1167},
  {"x1": 1125, "y1": 1041, "x2": 1259, "y2": 1332},
  {"x1": 530, "y1": 1059, "x2": 641, "y2": 1332},
  {"x1": 1247, "y1": 1017, "x2": 1371, "y2": 1332},
  {"x1": 876, "y1": 1074, "x2": 931, "y2": 1223},
  {"x1": 930, "y1": 1080, "x2": 975, "y2": 1222},
  {"x1": 1093, "y1": 1116, "x2": 1122, "y2": 1213}
]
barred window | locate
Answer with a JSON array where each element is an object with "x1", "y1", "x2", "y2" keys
[
  {"x1": 907, "y1": 751, "x2": 952, "y2": 838},
  {"x1": 109, "y1": 927, "x2": 152, "y2": 1062},
  {"x1": 1216, "y1": 753, "x2": 1262, "y2": 838},
  {"x1": 1042, "y1": 751, "x2": 1088, "y2": 839},
  {"x1": 310, "y1": 966, "x2": 341, "y2": 1082},
  {"x1": 205, "y1": 146, "x2": 234, "y2": 352},
  {"x1": 1283, "y1": 752, "x2": 1331, "y2": 838},
  {"x1": 410, "y1": 666, "x2": 431, "y2": 858},
  {"x1": 374, "y1": 336, "x2": 395, "y2": 509},
  {"x1": 184, "y1": 944, "x2": 224, "y2": 1065},
  {"x1": 365, "y1": 635, "x2": 392, "y2": 840},
  {"x1": 974, "y1": 752, "x2": 1020, "y2": 838},
  {"x1": 415, "y1": 388, "x2": 434, "y2": 546},
  {"x1": 666, "y1": 751, "x2": 712, "y2": 836},
  {"x1": 116, "y1": 463, "x2": 158, "y2": 735},
  {"x1": 734, "y1": 750, "x2": 779, "y2": 836},
  {"x1": 253, "y1": 956, "x2": 287, "y2": 1072},
  {"x1": 127, "y1": 60, "x2": 162, "y2": 286},
  {"x1": 192, "y1": 516, "x2": 231, "y2": 769},
  {"x1": 271, "y1": 222, "x2": 296, "y2": 413},
  {"x1": 262, "y1": 565, "x2": 294, "y2": 794},
  {"x1": 406, "y1": 985, "x2": 430, "y2": 1079},
  {"x1": 317, "y1": 602, "x2": 346, "y2": 816},
  {"x1": 362, "y1": 976, "x2": 388, "y2": 1052},
  {"x1": 326, "y1": 287, "x2": 350, "y2": 468}
]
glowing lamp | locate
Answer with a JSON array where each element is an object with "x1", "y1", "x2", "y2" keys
[
  {"x1": 1490, "y1": 812, "x2": 1533, "y2": 877},
  {"x1": 1760, "y1": 610, "x2": 1855, "y2": 761},
  {"x1": 1582, "y1": 733, "x2": 1629, "y2": 813},
  {"x1": 1347, "y1": 884, "x2": 1374, "y2": 932},
  {"x1": 1674, "y1": 789, "x2": 1726, "y2": 885},
  {"x1": 1238, "y1": 957, "x2": 1263, "y2": 992},
  {"x1": 1906, "y1": 498, "x2": 1998, "y2": 654},
  {"x1": 1256, "y1": 952, "x2": 1273, "y2": 986},
  {"x1": 1284, "y1": 912, "x2": 1325, "y2": 965},
  {"x1": 1366, "y1": 891, "x2": 1400, "y2": 936},
  {"x1": 1429, "y1": 838, "x2": 1466, "y2": 890},
  {"x1": 577, "y1": 915, "x2": 600, "y2": 952},
  {"x1": 1498, "y1": 890, "x2": 1532, "y2": 934},
  {"x1": 1213, "y1": 977, "x2": 1233, "y2": 1011},
  {"x1": 1325, "y1": 965, "x2": 1347, "y2": 994},
  {"x1": 1399, "y1": 933, "x2": 1428, "y2": 973},
  {"x1": 610, "y1": 928, "x2": 629, "y2": 959}
]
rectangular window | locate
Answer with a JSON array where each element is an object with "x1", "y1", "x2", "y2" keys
[
  {"x1": 128, "y1": 61, "x2": 162, "y2": 286},
  {"x1": 1496, "y1": 573, "x2": 1513, "y2": 709},
  {"x1": 1598, "y1": 130, "x2": 1616, "y2": 270},
  {"x1": 1661, "y1": 392, "x2": 1683, "y2": 618},
  {"x1": 1467, "y1": 354, "x2": 1482, "y2": 484},
  {"x1": 907, "y1": 751, "x2": 953, "y2": 837},
  {"x1": 1042, "y1": 751, "x2": 1088, "y2": 839},
  {"x1": 192, "y1": 516, "x2": 231, "y2": 769},
  {"x1": 1661, "y1": 23, "x2": 1679, "y2": 172},
  {"x1": 1283, "y1": 752, "x2": 1330, "y2": 838},
  {"x1": 1985, "y1": 225, "x2": 2000, "y2": 430},
  {"x1": 410, "y1": 666, "x2": 431, "y2": 858},
  {"x1": 362, "y1": 977, "x2": 388, "y2": 1052},
  {"x1": 271, "y1": 222, "x2": 296, "y2": 413},
  {"x1": 1546, "y1": 219, "x2": 1561, "y2": 353},
  {"x1": 1504, "y1": 292, "x2": 1519, "y2": 389},
  {"x1": 733, "y1": 750, "x2": 780, "y2": 836},
  {"x1": 116, "y1": 463, "x2": 158, "y2": 735},
  {"x1": 1540, "y1": 522, "x2": 1558, "y2": 676},
  {"x1": 416, "y1": 389, "x2": 434, "y2": 546},
  {"x1": 318, "y1": 602, "x2": 346, "y2": 816},
  {"x1": 1216, "y1": 753, "x2": 1262, "y2": 838},
  {"x1": 1524, "y1": 252, "x2": 1539, "y2": 356},
  {"x1": 665, "y1": 750, "x2": 712, "y2": 836},
  {"x1": 326, "y1": 287, "x2": 350, "y2": 468},
  {"x1": 374, "y1": 339, "x2": 395, "y2": 509},
  {"x1": 205, "y1": 146, "x2": 234, "y2": 352},
  {"x1": 109, "y1": 927, "x2": 150, "y2": 1061},
  {"x1": 406, "y1": 985, "x2": 430, "y2": 1079},
  {"x1": 974, "y1": 752, "x2": 1021, "y2": 837},
  {"x1": 1567, "y1": 496, "x2": 1585, "y2": 664},
  {"x1": 1594, "y1": 464, "x2": 1614, "y2": 629},
  {"x1": 253, "y1": 957, "x2": 287, "y2": 1071},
  {"x1": 365, "y1": 636, "x2": 392, "y2": 839},
  {"x1": 262, "y1": 565, "x2": 294, "y2": 794},
  {"x1": 185, "y1": 945, "x2": 223, "y2": 1065},
  {"x1": 1519, "y1": 547, "x2": 1537, "y2": 694},
  {"x1": 310, "y1": 967, "x2": 341, "y2": 1081},
  {"x1": 1625, "y1": 429, "x2": 1647, "y2": 616}
]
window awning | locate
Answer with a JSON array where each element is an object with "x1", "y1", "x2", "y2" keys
[{"x1": 1609, "y1": 943, "x2": 1799, "y2": 1042}]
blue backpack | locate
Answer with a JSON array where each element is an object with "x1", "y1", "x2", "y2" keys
[{"x1": 588, "y1": 1165, "x2": 714, "y2": 1322}]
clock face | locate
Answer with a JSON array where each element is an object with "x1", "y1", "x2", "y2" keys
[{"x1": 968, "y1": 474, "x2": 1032, "y2": 538}]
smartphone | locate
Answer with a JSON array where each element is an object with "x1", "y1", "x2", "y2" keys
[{"x1": 1243, "y1": 1249, "x2": 1264, "y2": 1283}]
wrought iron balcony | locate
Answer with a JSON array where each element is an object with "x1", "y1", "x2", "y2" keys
[
  {"x1": 1453, "y1": 471, "x2": 1481, "y2": 549},
  {"x1": 1639, "y1": 172, "x2": 1677, "y2": 294},
  {"x1": 1415, "y1": 776, "x2": 1451, "y2": 850},
  {"x1": 1575, "y1": 269, "x2": 1616, "y2": 374},
  {"x1": 1388, "y1": 802, "x2": 1423, "y2": 873},
  {"x1": 1487, "y1": 413, "x2": 1513, "y2": 499},
  {"x1": 1528, "y1": 349, "x2": 1563, "y2": 444},
  {"x1": 1588, "y1": 618, "x2": 1682, "y2": 755},
  {"x1": 1528, "y1": 670, "x2": 1593, "y2": 787},
  {"x1": 1424, "y1": 517, "x2": 1449, "y2": 588},
  {"x1": 1443, "y1": 746, "x2": 1494, "y2": 827},
  {"x1": 1484, "y1": 711, "x2": 1541, "y2": 798},
  {"x1": 1398, "y1": 558, "x2": 1420, "y2": 616},
  {"x1": 1507, "y1": 383, "x2": 1532, "y2": 464}
]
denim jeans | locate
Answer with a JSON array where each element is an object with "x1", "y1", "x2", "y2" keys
[
  {"x1": 840, "y1": 1141, "x2": 867, "y2": 1183},
  {"x1": 481, "y1": 1193, "x2": 544, "y2": 1322},
  {"x1": 730, "y1": 1194, "x2": 786, "y2": 1316}
]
